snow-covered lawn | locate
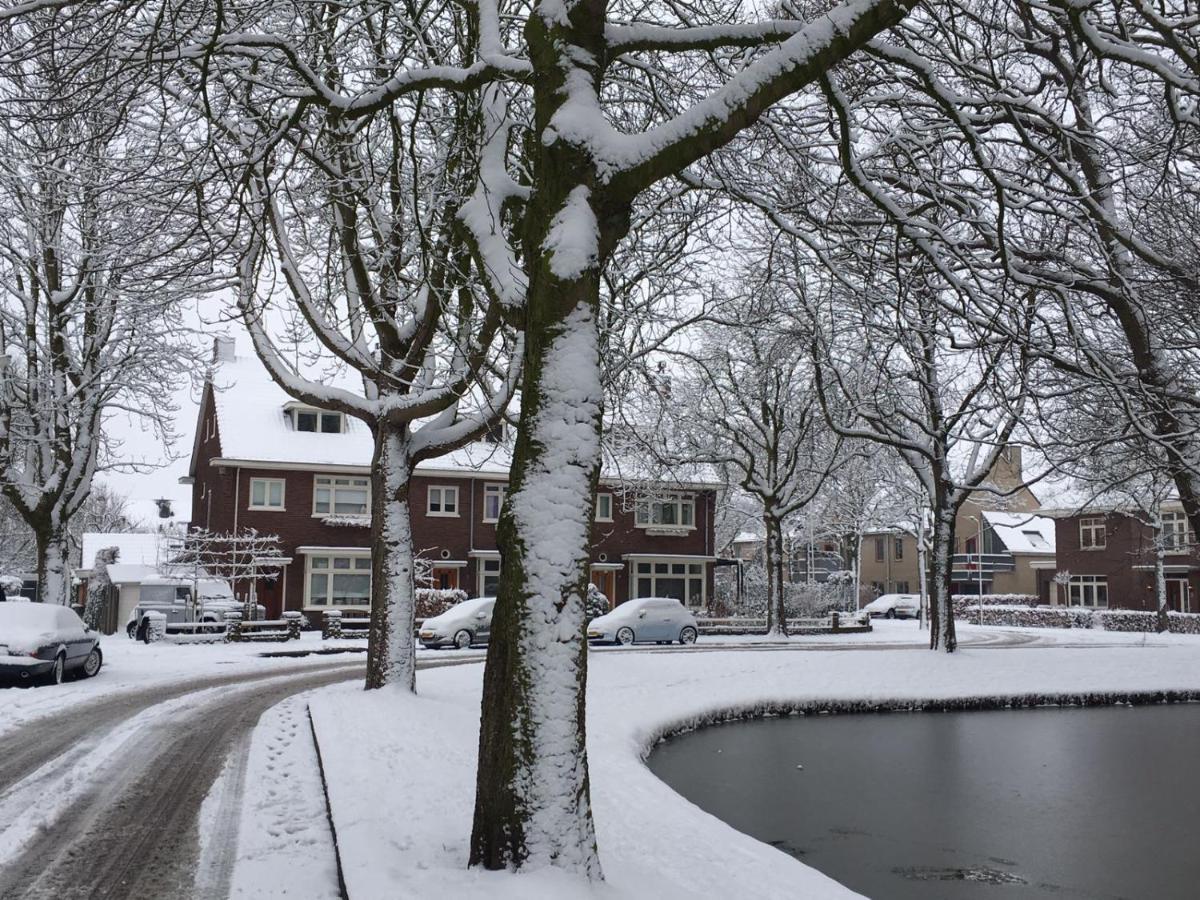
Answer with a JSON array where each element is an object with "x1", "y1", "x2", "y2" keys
[{"x1": 306, "y1": 623, "x2": 1200, "y2": 899}]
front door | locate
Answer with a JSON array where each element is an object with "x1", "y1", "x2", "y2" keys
[
  {"x1": 590, "y1": 569, "x2": 616, "y2": 604},
  {"x1": 1167, "y1": 578, "x2": 1191, "y2": 613},
  {"x1": 432, "y1": 566, "x2": 460, "y2": 591}
]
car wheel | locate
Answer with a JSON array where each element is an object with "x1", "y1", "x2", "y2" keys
[
  {"x1": 126, "y1": 622, "x2": 136, "y2": 640},
  {"x1": 616, "y1": 627, "x2": 635, "y2": 646},
  {"x1": 885, "y1": 609, "x2": 896, "y2": 619},
  {"x1": 81, "y1": 646, "x2": 103, "y2": 679},
  {"x1": 45, "y1": 652, "x2": 65, "y2": 686},
  {"x1": 453, "y1": 629, "x2": 472, "y2": 650},
  {"x1": 679, "y1": 626, "x2": 698, "y2": 645}
]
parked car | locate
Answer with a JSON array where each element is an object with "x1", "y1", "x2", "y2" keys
[
  {"x1": 587, "y1": 597, "x2": 698, "y2": 646},
  {"x1": 862, "y1": 593, "x2": 921, "y2": 619},
  {"x1": 419, "y1": 597, "x2": 495, "y2": 649},
  {"x1": 0, "y1": 602, "x2": 103, "y2": 685},
  {"x1": 125, "y1": 577, "x2": 263, "y2": 638}
]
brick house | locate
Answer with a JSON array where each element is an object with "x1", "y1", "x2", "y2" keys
[
  {"x1": 1046, "y1": 506, "x2": 1196, "y2": 613},
  {"x1": 182, "y1": 344, "x2": 721, "y2": 619}
]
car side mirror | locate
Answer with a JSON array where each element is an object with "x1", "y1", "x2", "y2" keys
[
  {"x1": 638, "y1": 610, "x2": 646, "y2": 618},
  {"x1": 476, "y1": 612, "x2": 487, "y2": 619}
]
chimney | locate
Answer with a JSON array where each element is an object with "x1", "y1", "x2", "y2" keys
[{"x1": 213, "y1": 336, "x2": 236, "y2": 363}]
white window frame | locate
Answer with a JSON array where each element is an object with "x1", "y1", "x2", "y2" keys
[
  {"x1": 1068, "y1": 575, "x2": 1108, "y2": 608},
  {"x1": 305, "y1": 553, "x2": 372, "y2": 607},
  {"x1": 427, "y1": 485, "x2": 460, "y2": 517},
  {"x1": 312, "y1": 475, "x2": 370, "y2": 517},
  {"x1": 292, "y1": 406, "x2": 345, "y2": 434},
  {"x1": 482, "y1": 484, "x2": 505, "y2": 523},
  {"x1": 1079, "y1": 517, "x2": 1106, "y2": 550},
  {"x1": 248, "y1": 477, "x2": 286, "y2": 511},
  {"x1": 633, "y1": 494, "x2": 695, "y2": 531},
  {"x1": 478, "y1": 557, "x2": 501, "y2": 597},
  {"x1": 1162, "y1": 512, "x2": 1192, "y2": 552},
  {"x1": 595, "y1": 493, "x2": 613, "y2": 522},
  {"x1": 631, "y1": 558, "x2": 706, "y2": 608}
]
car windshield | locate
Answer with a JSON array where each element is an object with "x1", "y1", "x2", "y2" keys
[{"x1": 452, "y1": 598, "x2": 493, "y2": 616}]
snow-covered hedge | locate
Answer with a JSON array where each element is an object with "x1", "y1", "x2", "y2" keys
[
  {"x1": 960, "y1": 604, "x2": 1094, "y2": 629},
  {"x1": 952, "y1": 594, "x2": 1038, "y2": 616},
  {"x1": 960, "y1": 604, "x2": 1200, "y2": 634},
  {"x1": 414, "y1": 588, "x2": 468, "y2": 619}
]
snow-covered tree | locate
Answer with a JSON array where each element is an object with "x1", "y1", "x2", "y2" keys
[
  {"x1": 83, "y1": 545, "x2": 118, "y2": 629},
  {"x1": 0, "y1": 16, "x2": 204, "y2": 605}
]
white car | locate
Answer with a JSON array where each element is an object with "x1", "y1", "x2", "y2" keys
[
  {"x1": 419, "y1": 597, "x2": 494, "y2": 649},
  {"x1": 862, "y1": 593, "x2": 921, "y2": 619},
  {"x1": 587, "y1": 597, "x2": 698, "y2": 646}
]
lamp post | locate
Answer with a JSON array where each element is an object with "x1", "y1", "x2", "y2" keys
[{"x1": 967, "y1": 514, "x2": 985, "y2": 625}]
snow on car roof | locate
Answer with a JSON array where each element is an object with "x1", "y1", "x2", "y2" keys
[{"x1": 983, "y1": 511, "x2": 1056, "y2": 554}]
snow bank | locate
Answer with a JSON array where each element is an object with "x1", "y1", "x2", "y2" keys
[{"x1": 307, "y1": 625, "x2": 1200, "y2": 899}]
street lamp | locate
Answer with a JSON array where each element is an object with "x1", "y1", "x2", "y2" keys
[{"x1": 967, "y1": 514, "x2": 986, "y2": 625}]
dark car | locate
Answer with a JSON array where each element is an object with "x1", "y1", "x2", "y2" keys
[{"x1": 0, "y1": 602, "x2": 103, "y2": 685}]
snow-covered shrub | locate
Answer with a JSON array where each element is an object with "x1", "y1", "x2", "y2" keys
[
  {"x1": 961, "y1": 604, "x2": 1094, "y2": 629},
  {"x1": 1098, "y1": 610, "x2": 1158, "y2": 632},
  {"x1": 1167, "y1": 612, "x2": 1200, "y2": 635},
  {"x1": 952, "y1": 594, "x2": 1037, "y2": 616},
  {"x1": 586, "y1": 583, "x2": 610, "y2": 620},
  {"x1": 415, "y1": 588, "x2": 468, "y2": 619}
]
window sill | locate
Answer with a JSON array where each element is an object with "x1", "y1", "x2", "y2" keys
[
  {"x1": 248, "y1": 506, "x2": 286, "y2": 512},
  {"x1": 595, "y1": 517, "x2": 614, "y2": 524},
  {"x1": 637, "y1": 525, "x2": 695, "y2": 536},
  {"x1": 1079, "y1": 546, "x2": 1107, "y2": 551},
  {"x1": 482, "y1": 517, "x2": 500, "y2": 525},
  {"x1": 427, "y1": 511, "x2": 461, "y2": 518}
]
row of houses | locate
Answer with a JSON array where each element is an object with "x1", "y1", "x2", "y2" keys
[
  {"x1": 734, "y1": 448, "x2": 1199, "y2": 615},
  {"x1": 68, "y1": 340, "x2": 1198, "y2": 627}
]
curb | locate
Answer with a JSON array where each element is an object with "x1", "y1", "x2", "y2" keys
[{"x1": 309, "y1": 705, "x2": 351, "y2": 900}]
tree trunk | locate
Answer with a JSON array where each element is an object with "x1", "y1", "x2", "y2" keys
[
  {"x1": 35, "y1": 525, "x2": 71, "y2": 606},
  {"x1": 1153, "y1": 517, "x2": 1169, "y2": 633},
  {"x1": 763, "y1": 513, "x2": 787, "y2": 637},
  {"x1": 83, "y1": 546, "x2": 118, "y2": 629},
  {"x1": 927, "y1": 504, "x2": 957, "y2": 652},
  {"x1": 469, "y1": 299, "x2": 603, "y2": 875},
  {"x1": 366, "y1": 422, "x2": 419, "y2": 691}
]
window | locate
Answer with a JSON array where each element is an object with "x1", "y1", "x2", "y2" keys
[
  {"x1": 1079, "y1": 517, "x2": 1106, "y2": 550},
  {"x1": 875, "y1": 537, "x2": 885, "y2": 562},
  {"x1": 428, "y1": 486, "x2": 459, "y2": 517},
  {"x1": 1022, "y1": 530, "x2": 1051, "y2": 550},
  {"x1": 479, "y1": 557, "x2": 501, "y2": 596},
  {"x1": 1068, "y1": 575, "x2": 1108, "y2": 608},
  {"x1": 634, "y1": 495, "x2": 695, "y2": 529},
  {"x1": 895, "y1": 581, "x2": 910, "y2": 593},
  {"x1": 1162, "y1": 512, "x2": 1192, "y2": 552},
  {"x1": 633, "y1": 559, "x2": 705, "y2": 608},
  {"x1": 293, "y1": 407, "x2": 344, "y2": 433},
  {"x1": 894, "y1": 537, "x2": 904, "y2": 560},
  {"x1": 313, "y1": 476, "x2": 370, "y2": 516},
  {"x1": 308, "y1": 555, "x2": 371, "y2": 606},
  {"x1": 249, "y1": 478, "x2": 285, "y2": 510},
  {"x1": 483, "y1": 484, "x2": 505, "y2": 523},
  {"x1": 595, "y1": 493, "x2": 613, "y2": 522}
]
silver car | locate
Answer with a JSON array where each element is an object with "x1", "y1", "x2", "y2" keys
[
  {"x1": 419, "y1": 597, "x2": 495, "y2": 649},
  {"x1": 0, "y1": 602, "x2": 103, "y2": 685},
  {"x1": 587, "y1": 597, "x2": 699, "y2": 646}
]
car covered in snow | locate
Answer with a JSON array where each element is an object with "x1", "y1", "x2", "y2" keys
[
  {"x1": 861, "y1": 593, "x2": 921, "y2": 619},
  {"x1": 419, "y1": 597, "x2": 494, "y2": 649},
  {"x1": 0, "y1": 601, "x2": 103, "y2": 685},
  {"x1": 125, "y1": 577, "x2": 262, "y2": 638},
  {"x1": 587, "y1": 597, "x2": 698, "y2": 646}
]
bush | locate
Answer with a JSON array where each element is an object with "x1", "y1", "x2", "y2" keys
[
  {"x1": 415, "y1": 588, "x2": 468, "y2": 619},
  {"x1": 586, "y1": 583, "x2": 611, "y2": 620},
  {"x1": 952, "y1": 594, "x2": 1037, "y2": 616},
  {"x1": 1168, "y1": 612, "x2": 1200, "y2": 635},
  {"x1": 959, "y1": 604, "x2": 1094, "y2": 629}
]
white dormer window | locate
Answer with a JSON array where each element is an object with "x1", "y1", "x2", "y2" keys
[{"x1": 290, "y1": 405, "x2": 345, "y2": 434}]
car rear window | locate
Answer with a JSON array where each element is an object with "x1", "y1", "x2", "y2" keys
[{"x1": 0, "y1": 602, "x2": 60, "y2": 630}]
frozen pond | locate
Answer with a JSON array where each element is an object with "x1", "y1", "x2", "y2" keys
[{"x1": 648, "y1": 704, "x2": 1200, "y2": 899}]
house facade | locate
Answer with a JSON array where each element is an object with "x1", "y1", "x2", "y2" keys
[
  {"x1": 183, "y1": 344, "x2": 721, "y2": 620},
  {"x1": 860, "y1": 449, "x2": 1057, "y2": 599},
  {"x1": 1048, "y1": 506, "x2": 1197, "y2": 613}
]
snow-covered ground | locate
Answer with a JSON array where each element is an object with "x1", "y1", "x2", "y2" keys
[
  {"x1": 0, "y1": 632, "x2": 372, "y2": 738},
  {"x1": 303, "y1": 621, "x2": 1200, "y2": 899}
]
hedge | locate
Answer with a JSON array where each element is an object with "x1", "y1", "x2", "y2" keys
[
  {"x1": 952, "y1": 594, "x2": 1038, "y2": 616},
  {"x1": 958, "y1": 604, "x2": 1200, "y2": 634}
]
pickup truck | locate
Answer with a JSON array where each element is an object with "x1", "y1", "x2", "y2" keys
[{"x1": 125, "y1": 577, "x2": 265, "y2": 638}]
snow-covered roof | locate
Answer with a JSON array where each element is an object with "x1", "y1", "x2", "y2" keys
[
  {"x1": 104, "y1": 563, "x2": 160, "y2": 585},
  {"x1": 207, "y1": 352, "x2": 721, "y2": 486},
  {"x1": 731, "y1": 532, "x2": 762, "y2": 545},
  {"x1": 983, "y1": 511, "x2": 1056, "y2": 554},
  {"x1": 80, "y1": 532, "x2": 170, "y2": 571}
]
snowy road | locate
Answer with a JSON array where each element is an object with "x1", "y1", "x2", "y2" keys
[{"x1": 0, "y1": 656, "x2": 479, "y2": 900}]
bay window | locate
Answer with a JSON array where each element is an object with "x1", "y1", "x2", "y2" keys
[
  {"x1": 633, "y1": 559, "x2": 705, "y2": 607},
  {"x1": 308, "y1": 555, "x2": 371, "y2": 606}
]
